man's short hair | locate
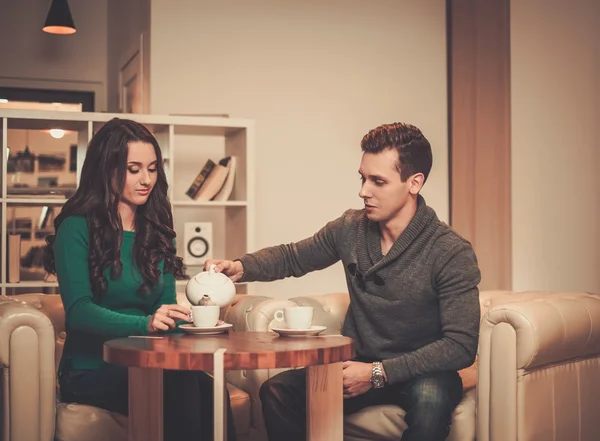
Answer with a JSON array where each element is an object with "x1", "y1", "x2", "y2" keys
[{"x1": 361, "y1": 122, "x2": 433, "y2": 183}]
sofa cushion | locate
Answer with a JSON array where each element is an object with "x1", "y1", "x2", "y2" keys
[
  {"x1": 55, "y1": 383, "x2": 251, "y2": 440},
  {"x1": 343, "y1": 388, "x2": 476, "y2": 441},
  {"x1": 55, "y1": 402, "x2": 128, "y2": 441},
  {"x1": 229, "y1": 382, "x2": 252, "y2": 434}
]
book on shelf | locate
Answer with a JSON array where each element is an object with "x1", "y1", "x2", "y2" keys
[
  {"x1": 213, "y1": 156, "x2": 237, "y2": 201},
  {"x1": 38, "y1": 206, "x2": 56, "y2": 229},
  {"x1": 7, "y1": 234, "x2": 21, "y2": 283},
  {"x1": 185, "y1": 159, "x2": 216, "y2": 199},
  {"x1": 195, "y1": 156, "x2": 235, "y2": 201}
]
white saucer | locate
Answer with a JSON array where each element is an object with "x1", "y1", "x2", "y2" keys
[
  {"x1": 180, "y1": 323, "x2": 233, "y2": 335},
  {"x1": 271, "y1": 325, "x2": 327, "y2": 337}
]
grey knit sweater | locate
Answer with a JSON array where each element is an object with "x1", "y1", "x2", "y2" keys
[{"x1": 239, "y1": 195, "x2": 481, "y2": 385}]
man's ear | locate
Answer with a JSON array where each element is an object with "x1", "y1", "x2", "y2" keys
[{"x1": 408, "y1": 173, "x2": 425, "y2": 194}]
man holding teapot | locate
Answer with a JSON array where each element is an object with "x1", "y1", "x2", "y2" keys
[{"x1": 205, "y1": 122, "x2": 481, "y2": 441}]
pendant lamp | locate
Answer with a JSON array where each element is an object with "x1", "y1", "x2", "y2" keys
[{"x1": 42, "y1": 0, "x2": 76, "y2": 35}]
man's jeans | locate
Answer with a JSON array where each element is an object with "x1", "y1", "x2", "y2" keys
[{"x1": 260, "y1": 367, "x2": 463, "y2": 441}]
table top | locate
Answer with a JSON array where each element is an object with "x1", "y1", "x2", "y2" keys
[{"x1": 104, "y1": 331, "x2": 354, "y2": 371}]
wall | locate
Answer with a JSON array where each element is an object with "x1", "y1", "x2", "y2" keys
[
  {"x1": 149, "y1": 0, "x2": 449, "y2": 298},
  {"x1": 106, "y1": 0, "x2": 151, "y2": 112},
  {"x1": 449, "y1": 0, "x2": 512, "y2": 290},
  {"x1": 0, "y1": 0, "x2": 108, "y2": 110},
  {"x1": 511, "y1": 0, "x2": 600, "y2": 293}
]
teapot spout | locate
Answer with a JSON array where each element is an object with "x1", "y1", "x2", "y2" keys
[{"x1": 199, "y1": 295, "x2": 213, "y2": 306}]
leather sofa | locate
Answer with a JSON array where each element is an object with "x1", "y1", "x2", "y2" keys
[
  {"x1": 243, "y1": 290, "x2": 600, "y2": 441},
  {"x1": 0, "y1": 293, "x2": 271, "y2": 441},
  {"x1": 1, "y1": 290, "x2": 600, "y2": 441}
]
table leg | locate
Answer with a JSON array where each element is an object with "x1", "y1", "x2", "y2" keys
[
  {"x1": 306, "y1": 362, "x2": 344, "y2": 441},
  {"x1": 128, "y1": 367, "x2": 163, "y2": 441},
  {"x1": 213, "y1": 348, "x2": 228, "y2": 441}
]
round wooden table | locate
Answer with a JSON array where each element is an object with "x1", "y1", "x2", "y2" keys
[{"x1": 104, "y1": 331, "x2": 354, "y2": 441}]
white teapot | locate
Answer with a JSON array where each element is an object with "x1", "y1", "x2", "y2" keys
[{"x1": 185, "y1": 264, "x2": 236, "y2": 307}]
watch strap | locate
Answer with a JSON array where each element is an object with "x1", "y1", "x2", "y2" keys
[{"x1": 371, "y1": 361, "x2": 386, "y2": 388}]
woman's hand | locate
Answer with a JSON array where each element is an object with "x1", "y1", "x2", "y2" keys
[{"x1": 148, "y1": 304, "x2": 192, "y2": 333}]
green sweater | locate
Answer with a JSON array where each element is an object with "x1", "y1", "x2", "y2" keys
[{"x1": 54, "y1": 216, "x2": 176, "y2": 371}]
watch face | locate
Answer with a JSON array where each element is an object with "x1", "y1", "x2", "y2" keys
[{"x1": 371, "y1": 375, "x2": 385, "y2": 388}]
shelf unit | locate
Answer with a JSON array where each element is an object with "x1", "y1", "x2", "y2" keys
[{"x1": 0, "y1": 109, "x2": 255, "y2": 296}]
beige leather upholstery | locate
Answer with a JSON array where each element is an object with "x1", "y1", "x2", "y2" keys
[
  {"x1": 0, "y1": 296, "x2": 57, "y2": 441},
  {"x1": 477, "y1": 291, "x2": 600, "y2": 441},
  {"x1": 234, "y1": 290, "x2": 600, "y2": 441},
  {"x1": 2, "y1": 290, "x2": 600, "y2": 441},
  {"x1": 0, "y1": 293, "x2": 270, "y2": 441}
]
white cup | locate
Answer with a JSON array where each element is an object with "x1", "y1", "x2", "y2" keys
[
  {"x1": 190, "y1": 305, "x2": 220, "y2": 327},
  {"x1": 274, "y1": 306, "x2": 314, "y2": 330}
]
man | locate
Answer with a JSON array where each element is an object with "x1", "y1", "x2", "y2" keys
[{"x1": 206, "y1": 122, "x2": 481, "y2": 441}]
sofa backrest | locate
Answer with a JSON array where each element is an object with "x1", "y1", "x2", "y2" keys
[
  {"x1": 284, "y1": 290, "x2": 600, "y2": 333},
  {"x1": 12, "y1": 292, "x2": 193, "y2": 373},
  {"x1": 11, "y1": 289, "x2": 598, "y2": 373}
]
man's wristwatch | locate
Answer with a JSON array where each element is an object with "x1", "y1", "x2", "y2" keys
[{"x1": 370, "y1": 361, "x2": 386, "y2": 388}]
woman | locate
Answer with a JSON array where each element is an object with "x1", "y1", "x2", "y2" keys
[{"x1": 44, "y1": 117, "x2": 236, "y2": 441}]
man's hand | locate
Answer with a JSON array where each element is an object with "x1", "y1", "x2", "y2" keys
[
  {"x1": 204, "y1": 259, "x2": 244, "y2": 282},
  {"x1": 342, "y1": 361, "x2": 373, "y2": 399}
]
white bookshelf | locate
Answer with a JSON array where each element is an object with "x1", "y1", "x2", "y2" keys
[{"x1": 0, "y1": 109, "x2": 255, "y2": 296}]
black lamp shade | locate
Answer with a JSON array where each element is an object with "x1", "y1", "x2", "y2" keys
[{"x1": 43, "y1": 0, "x2": 76, "y2": 35}]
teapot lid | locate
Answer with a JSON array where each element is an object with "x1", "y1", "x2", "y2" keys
[{"x1": 193, "y1": 264, "x2": 231, "y2": 286}]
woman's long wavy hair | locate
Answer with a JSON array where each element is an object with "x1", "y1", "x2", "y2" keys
[{"x1": 44, "y1": 117, "x2": 185, "y2": 299}]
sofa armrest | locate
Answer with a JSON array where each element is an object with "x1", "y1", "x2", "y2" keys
[
  {"x1": 482, "y1": 293, "x2": 600, "y2": 370},
  {"x1": 477, "y1": 293, "x2": 600, "y2": 441},
  {"x1": 0, "y1": 297, "x2": 57, "y2": 441}
]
